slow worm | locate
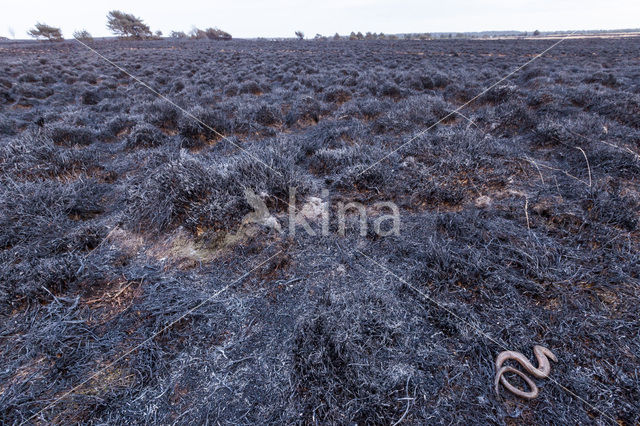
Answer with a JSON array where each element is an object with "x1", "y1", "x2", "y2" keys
[{"x1": 494, "y1": 345, "x2": 557, "y2": 399}]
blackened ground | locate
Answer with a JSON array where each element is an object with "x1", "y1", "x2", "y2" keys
[{"x1": 0, "y1": 37, "x2": 639, "y2": 424}]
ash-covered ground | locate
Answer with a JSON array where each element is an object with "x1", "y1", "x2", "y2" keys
[{"x1": 0, "y1": 37, "x2": 639, "y2": 424}]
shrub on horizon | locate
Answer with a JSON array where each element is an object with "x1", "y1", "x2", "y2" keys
[
  {"x1": 170, "y1": 30, "x2": 188, "y2": 39},
  {"x1": 73, "y1": 29, "x2": 93, "y2": 42},
  {"x1": 189, "y1": 27, "x2": 232, "y2": 40},
  {"x1": 204, "y1": 27, "x2": 232, "y2": 40}
]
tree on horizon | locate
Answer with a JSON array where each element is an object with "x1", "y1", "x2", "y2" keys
[
  {"x1": 28, "y1": 23, "x2": 63, "y2": 41},
  {"x1": 107, "y1": 10, "x2": 152, "y2": 39}
]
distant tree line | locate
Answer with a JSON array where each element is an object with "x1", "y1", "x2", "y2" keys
[
  {"x1": 23, "y1": 10, "x2": 549, "y2": 43},
  {"x1": 308, "y1": 30, "x2": 548, "y2": 41},
  {"x1": 26, "y1": 10, "x2": 232, "y2": 42},
  {"x1": 306, "y1": 31, "x2": 423, "y2": 41}
]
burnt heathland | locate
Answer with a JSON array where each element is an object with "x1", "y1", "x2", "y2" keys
[{"x1": 0, "y1": 37, "x2": 639, "y2": 424}]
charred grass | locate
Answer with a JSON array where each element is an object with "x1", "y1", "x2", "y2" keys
[{"x1": 0, "y1": 37, "x2": 639, "y2": 424}]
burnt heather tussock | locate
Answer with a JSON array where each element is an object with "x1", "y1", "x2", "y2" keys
[{"x1": 0, "y1": 37, "x2": 639, "y2": 424}]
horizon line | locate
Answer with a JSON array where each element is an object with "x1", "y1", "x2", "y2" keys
[{"x1": 3, "y1": 27, "x2": 640, "y2": 42}]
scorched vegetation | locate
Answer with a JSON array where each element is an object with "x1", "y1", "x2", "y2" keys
[{"x1": 0, "y1": 36, "x2": 639, "y2": 424}]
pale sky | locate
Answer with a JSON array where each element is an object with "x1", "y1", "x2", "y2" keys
[{"x1": 2, "y1": 0, "x2": 639, "y2": 39}]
